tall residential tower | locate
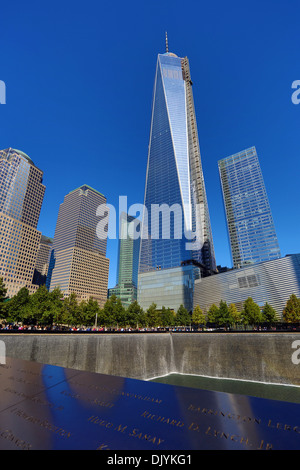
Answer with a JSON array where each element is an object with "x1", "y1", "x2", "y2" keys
[
  {"x1": 218, "y1": 146, "x2": 281, "y2": 268},
  {"x1": 138, "y1": 41, "x2": 216, "y2": 311}
]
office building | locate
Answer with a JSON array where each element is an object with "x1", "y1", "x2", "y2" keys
[
  {"x1": 109, "y1": 212, "x2": 140, "y2": 307},
  {"x1": 138, "y1": 264, "x2": 201, "y2": 312},
  {"x1": 33, "y1": 235, "x2": 53, "y2": 286},
  {"x1": 138, "y1": 39, "x2": 216, "y2": 310},
  {"x1": 218, "y1": 146, "x2": 281, "y2": 269},
  {"x1": 47, "y1": 185, "x2": 109, "y2": 307},
  {"x1": 0, "y1": 148, "x2": 45, "y2": 297},
  {"x1": 193, "y1": 254, "x2": 300, "y2": 319}
]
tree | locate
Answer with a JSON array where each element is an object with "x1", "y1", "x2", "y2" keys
[
  {"x1": 192, "y1": 305, "x2": 206, "y2": 328},
  {"x1": 176, "y1": 304, "x2": 191, "y2": 327},
  {"x1": 217, "y1": 300, "x2": 232, "y2": 327},
  {"x1": 48, "y1": 287, "x2": 64, "y2": 325},
  {"x1": 28, "y1": 285, "x2": 51, "y2": 325},
  {"x1": 79, "y1": 298, "x2": 100, "y2": 327},
  {"x1": 62, "y1": 292, "x2": 80, "y2": 326},
  {"x1": 241, "y1": 297, "x2": 262, "y2": 326},
  {"x1": 5, "y1": 287, "x2": 31, "y2": 324},
  {"x1": 206, "y1": 304, "x2": 219, "y2": 325},
  {"x1": 114, "y1": 298, "x2": 126, "y2": 328},
  {"x1": 283, "y1": 294, "x2": 300, "y2": 323},
  {"x1": 126, "y1": 301, "x2": 144, "y2": 328},
  {"x1": 102, "y1": 295, "x2": 125, "y2": 328},
  {"x1": 160, "y1": 306, "x2": 176, "y2": 328},
  {"x1": 102, "y1": 295, "x2": 117, "y2": 328},
  {"x1": 146, "y1": 303, "x2": 160, "y2": 328},
  {"x1": 95, "y1": 307, "x2": 106, "y2": 328},
  {"x1": 262, "y1": 302, "x2": 277, "y2": 325},
  {"x1": 0, "y1": 278, "x2": 8, "y2": 319},
  {"x1": 228, "y1": 303, "x2": 242, "y2": 327}
]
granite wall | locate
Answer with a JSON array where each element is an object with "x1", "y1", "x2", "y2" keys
[{"x1": 1, "y1": 333, "x2": 300, "y2": 386}]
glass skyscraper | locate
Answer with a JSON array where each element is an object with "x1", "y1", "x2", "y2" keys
[
  {"x1": 139, "y1": 47, "x2": 216, "y2": 274},
  {"x1": 138, "y1": 44, "x2": 216, "y2": 311},
  {"x1": 109, "y1": 212, "x2": 140, "y2": 307},
  {"x1": 0, "y1": 148, "x2": 45, "y2": 297},
  {"x1": 218, "y1": 146, "x2": 281, "y2": 269}
]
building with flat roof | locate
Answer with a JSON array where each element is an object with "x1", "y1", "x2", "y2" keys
[
  {"x1": 218, "y1": 146, "x2": 281, "y2": 269},
  {"x1": 47, "y1": 185, "x2": 109, "y2": 306}
]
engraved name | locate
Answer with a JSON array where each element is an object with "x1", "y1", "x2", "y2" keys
[
  {"x1": 11, "y1": 407, "x2": 72, "y2": 438},
  {"x1": 60, "y1": 389, "x2": 114, "y2": 408},
  {"x1": 0, "y1": 429, "x2": 32, "y2": 450},
  {"x1": 141, "y1": 410, "x2": 184, "y2": 427},
  {"x1": 88, "y1": 415, "x2": 165, "y2": 447},
  {"x1": 69, "y1": 379, "x2": 162, "y2": 404},
  {"x1": 188, "y1": 404, "x2": 300, "y2": 438}
]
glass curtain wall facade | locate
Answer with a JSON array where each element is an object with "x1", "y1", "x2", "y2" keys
[
  {"x1": 138, "y1": 49, "x2": 216, "y2": 310},
  {"x1": 33, "y1": 235, "x2": 53, "y2": 286},
  {"x1": 0, "y1": 148, "x2": 45, "y2": 297},
  {"x1": 109, "y1": 212, "x2": 140, "y2": 306},
  {"x1": 218, "y1": 147, "x2": 281, "y2": 269},
  {"x1": 47, "y1": 185, "x2": 109, "y2": 307}
]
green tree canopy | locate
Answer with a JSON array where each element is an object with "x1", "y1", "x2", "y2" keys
[
  {"x1": 262, "y1": 302, "x2": 278, "y2": 324},
  {"x1": 242, "y1": 297, "x2": 262, "y2": 326},
  {"x1": 160, "y1": 306, "x2": 176, "y2": 328},
  {"x1": 62, "y1": 292, "x2": 80, "y2": 326},
  {"x1": 0, "y1": 278, "x2": 8, "y2": 319},
  {"x1": 27, "y1": 285, "x2": 52, "y2": 325},
  {"x1": 102, "y1": 295, "x2": 126, "y2": 328},
  {"x1": 283, "y1": 294, "x2": 300, "y2": 323},
  {"x1": 217, "y1": 300, "x2": 232, "y2": 327},
  {"x1": 206, "y1": 304, "x2": 219, "y2": 324},
  {"x1": 176, "y1": 304, "x2": 191, "y2": 327},
  {"x1": 145, "y1": 303, "x2": 160, "y2": 328},
  {"x1": 126, "y1": 300, "x2": 145, "y2": 328},
  {"x1": 48, "y1": 287, "x2": 64, "y2": 325},
  {"x1": 228, "y1": 303, "x2": 242, "y2": 326},
  {"x1": 5, "y1": 287, "x2": 31, "y2": 324},
  {"x1": 192, "y1": 305, "x2": 206, "y2": 327},
  {"x1": 79, "y1": 297, "x2": 100, "y2": 327}
]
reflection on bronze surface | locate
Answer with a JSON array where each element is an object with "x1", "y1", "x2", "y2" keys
[{"x1": 0, "y1": 357, "x2": 300, "y2": 450}]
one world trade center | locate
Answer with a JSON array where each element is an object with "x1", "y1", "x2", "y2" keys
[{"x1": 138, "y1": 38, "x2": 216, "y2": 311}]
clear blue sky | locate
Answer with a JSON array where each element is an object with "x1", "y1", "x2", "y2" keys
[{"x1": 0, "y1": 0, "x2": 299, "y2": 288}]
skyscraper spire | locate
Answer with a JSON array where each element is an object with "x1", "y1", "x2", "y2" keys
[{"x1": 165, "y1": 31, "x2": 169, "y2": 53}]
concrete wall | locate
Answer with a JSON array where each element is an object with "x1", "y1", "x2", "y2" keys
[{"x1": 1, "y1": 333, "x2": 300, "y2": 386}]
